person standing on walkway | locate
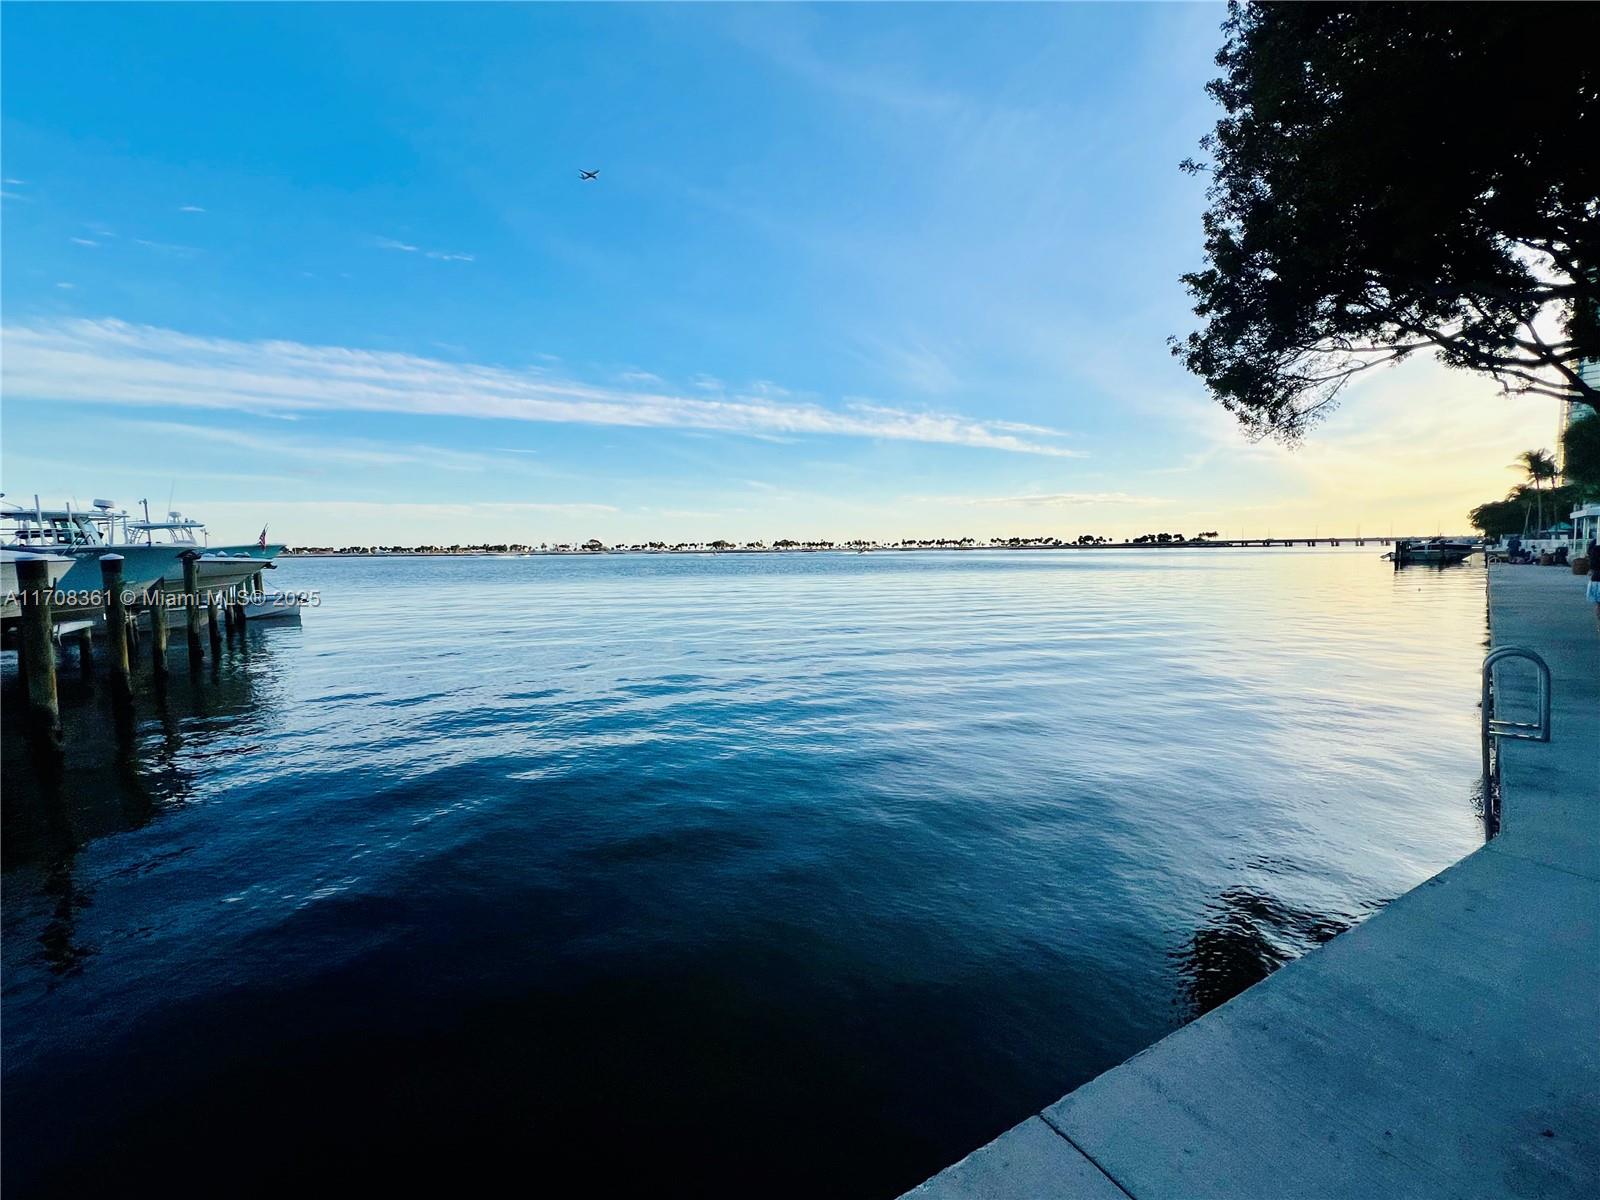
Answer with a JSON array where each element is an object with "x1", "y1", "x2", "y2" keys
[{"x1": 1588, "y1": 541, "x2": 1600, "y2": 632}]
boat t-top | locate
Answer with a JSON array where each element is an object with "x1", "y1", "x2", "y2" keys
[
  {"x1": 2, "y1": 495, "x2": 285, "y2": 613},
  {"x1": 2, "y1": 496, "x2": 189, "y2": 610},
  {"x1": 124, "y1": 500, "x2": 284, "y2": 597}
]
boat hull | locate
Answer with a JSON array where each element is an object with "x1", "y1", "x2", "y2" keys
[
  {"x1": 152, "y1": 544, "x2": 285, "y2": 596},
  {"x1": 52, "y1": 545, "x2": 186, "y2": 606},
  {"x1": 1, "y1": 552, "x2": 73, "y2": 619},
  {"x1": 1397, "y1": 548, "x2": 1473, "y2": 565}
]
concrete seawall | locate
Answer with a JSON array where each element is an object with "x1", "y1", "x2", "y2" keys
[{"x1": 905, "y1": 565, "x2": 1599, "y2": 1199}]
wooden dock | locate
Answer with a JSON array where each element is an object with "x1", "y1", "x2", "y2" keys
[
  {"x1": 5, "y1": 557, "x2": 284, "y2": 760},
  {"x1": 904, "y1": 564, "x2": 1599, "y2": 1199}
]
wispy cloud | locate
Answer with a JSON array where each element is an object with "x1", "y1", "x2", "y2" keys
[
  {"x1": 375, "y1": 235, "x2": 474, "y2": 263},
  {"x1": 179, "y1": 205, "x2": 206, "y2": 213},
  {"x1": 70, "y1": 236, "x2": 99, "y2": 247},
  {"x1": 199, "y1": 499, "x2": 619, "y2": 518},
  {"x1": 952, "y1": 491, "x2": 1165, "y2": 507},
  {"x1": 2, "y1": 318, "x2": 1084, "y2": 458},
  {"x1": 134, "y1": 238, "x2": 201, "y2": 256},
  {"x1": 110, "y1": 419, "x2": 516, "y2": 474}
]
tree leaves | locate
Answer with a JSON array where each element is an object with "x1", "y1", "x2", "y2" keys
[{"x1": 1177, "y1": 2, "x2": 1600, "y2": 440}]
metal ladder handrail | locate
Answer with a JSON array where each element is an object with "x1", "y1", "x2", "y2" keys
[{"x1": 1480, "y1": 647, "x2": 1552, "y2": 840}]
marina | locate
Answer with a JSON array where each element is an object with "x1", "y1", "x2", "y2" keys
[{"x1": 2, "y1": 497, "x2": 290, "y2": 750}]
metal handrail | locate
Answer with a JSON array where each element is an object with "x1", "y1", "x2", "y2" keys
[{"x1": 1480, "y1": 647, "x2": 1552, "y2": 840}]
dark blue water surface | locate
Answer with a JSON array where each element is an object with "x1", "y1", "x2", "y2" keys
[{"x1": 2, "y1": 550, "x2": 1487, "y2": 1196}]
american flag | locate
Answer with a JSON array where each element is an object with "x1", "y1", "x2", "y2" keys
[{"x1": 257, "y1": 525, "x2": 268, "y2": 549}]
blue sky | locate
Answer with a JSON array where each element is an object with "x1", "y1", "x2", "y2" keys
[{"x1": 1, "y1": 3, "x2": 1554, "y2": 545}]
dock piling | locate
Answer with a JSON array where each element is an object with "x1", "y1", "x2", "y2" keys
[
  {"x1": 76, "y1": 628, "x2": 94, "y2": 679},
  {"x1": 181, "y1": 551, "x2": 203, "y2": 662},
  {"x1": 16, "y1": 557, "x2": 62, "y2": 746},
  {"x1": 206, "y1": 590, "x2": 222, "y2": 651},
  {"x1": 150, "y1": 591, "x2": 168, "y2": 679},
  {"x1": 100, "y1": 555, "x2": 133, "y2": 698}
]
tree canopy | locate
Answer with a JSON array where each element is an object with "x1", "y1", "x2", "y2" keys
[
  {"x1": 1175, "y1": 3, "x2": 1600, "y2": 440},
  {"x1": 1470, "y1": 482, "x2": 1584, "y2": 538},
  {"x1": 1564, "y1": 407, "x2": 1600, "y2": 498}
]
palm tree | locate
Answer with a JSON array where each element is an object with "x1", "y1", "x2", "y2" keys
[{"x1": 1514, "y1": 449, "x2": 1558, "y2": 531}]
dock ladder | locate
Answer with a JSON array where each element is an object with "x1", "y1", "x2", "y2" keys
[{"x1": 1480, "y1": 647, "x2": 1552, "y2": 840}]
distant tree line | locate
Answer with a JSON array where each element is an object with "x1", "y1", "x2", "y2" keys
[{"x1": 285, "y1": 532, "x2": 1233, "y2": 555}]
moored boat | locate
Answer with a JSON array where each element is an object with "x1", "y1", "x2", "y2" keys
[
  {"x1": 1390, "y1": 537, "x2": 1476, "y2": 566},
  {"x1": 125, "y1": 505, "x2": 285, "y2": 596},
  {"x1": 1, "y1": 498, "x2": 186, "y2": 610},
  {"x1": 0, "y1": 548, "x2": 74, "y2": 619}
]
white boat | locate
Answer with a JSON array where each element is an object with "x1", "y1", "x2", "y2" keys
[
  {"x1": 124, "y1": 504, "x2": 285, "y2": 597},
  {"x1": 238, "y1": 587, "x2": 304, "y2": 622},
  {"x1": 0, "y1": 549, "x2": 74, "y2": 619},
  {"x1": 2, "y1": 497, "x2": 186, "y2": 611}
]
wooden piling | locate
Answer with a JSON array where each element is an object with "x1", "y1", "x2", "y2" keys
[
  {"x1": 16, "y1": 557, "x2": 61, "y2": 744},
  {"x1": 100, "y1": 555, "x2": 132, "y2": 697},
  {"x1": 76, "y1": 628, "x2": 94, "y2": 679},
  {"x1": 181, "y1": 551, "x2": 203, "y2": 662},
  {"x1": 150, "y1": 589, "x2": 168, "y2": 678},
  {"x1": 206, "y1": 589, "x2": 222, "y2": 651}
]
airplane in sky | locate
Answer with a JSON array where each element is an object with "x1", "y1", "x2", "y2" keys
[{"x1": 579, "y1": 169, "x2": 599, "y2": 181}]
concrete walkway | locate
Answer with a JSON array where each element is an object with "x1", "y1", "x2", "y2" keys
[{"x1": 906, "y1": 565, "x2": 1598, "y2": 1200}]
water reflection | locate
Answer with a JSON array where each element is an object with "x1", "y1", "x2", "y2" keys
[
  {"x1": 1, "y1": 624, "x2": 290, "y2": 979},
  {"x1": 1171, "y1": 858, "x2": 1370, "y2": 1019}
]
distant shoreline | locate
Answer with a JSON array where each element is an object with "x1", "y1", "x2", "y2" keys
[{"x1": 283, "y1": 537, "x2": 1412, "y2": 558}]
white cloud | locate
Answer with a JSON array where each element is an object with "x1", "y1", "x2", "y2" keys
[
  {"x1": 70, "y1": 237, "x2": 98, "y2": 247},
  {"x1": 969, "y1": 491, "x2": 1165, "y2": 507},
  {"x1": 1, "y1": 317, "x2": 1084, "y2": 458},
  {"x1": 179, "y1": 205, "x2": 206, "y2": 213},
  {"x1": 134, "y1": 238, "x2": 201, "y2": 256},
  {"x1": 201, "y1": 499, "x2": 619, "y2": 519},
  {"x1": 375, "y1": 235, "x2": 474, "y2": 262},
  {"x1": 109, "y1": 419, "x2": 514, "y2": 473}
]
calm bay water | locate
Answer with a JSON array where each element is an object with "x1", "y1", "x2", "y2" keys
[{"x1": 2, "y1": 549, "x2": 1487, "y2": 1196}]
